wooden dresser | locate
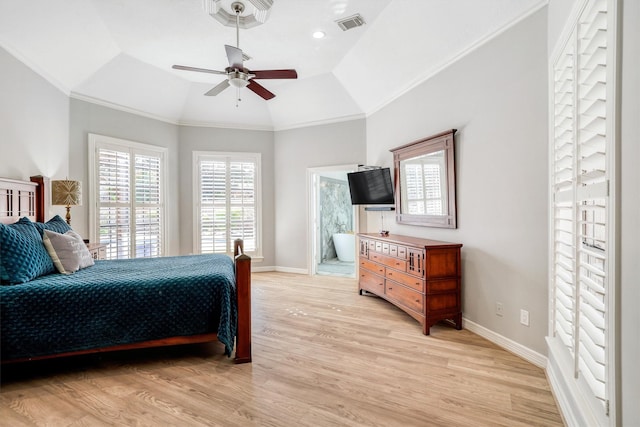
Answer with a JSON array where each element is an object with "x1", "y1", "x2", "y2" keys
[{"x1": 358, "y1": 233, "x2": 462, "y2": 335}]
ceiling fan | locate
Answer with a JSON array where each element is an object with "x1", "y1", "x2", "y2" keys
[{"x1": 172, "y1": 1, "x2": 297, "y2": 101}]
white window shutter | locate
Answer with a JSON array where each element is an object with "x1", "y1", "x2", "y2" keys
[
  {"x1": 552, "y1": 34, "x2": 576, "y2": 355},
  {"x1": 90, "y1": 135, "x2": 166, "y2": 260},
  {"x1": 98, "y1": 148, "x2": 131, "y2": 259},
  {"x1": 549, "y1": 0, "x2": 616, "y2": 423},
  {"x1": 134, "y1": 154, "x2": 163, "y2": 258},
  {"x1": 196, "y1": 153, "x2": 260, "y2": 256},
  {"x1": 576, "y1": 0, "x2": 609, "y2": 408}
]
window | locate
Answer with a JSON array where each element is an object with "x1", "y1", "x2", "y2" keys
[
  {"x1": 548, "y1": 0, "x2": 617, "y2": 425},
  {"x1": 88, "y1": 134, "x2": 167, "y2": 260},
  {"x1": 402, "y1": 152, "x2": 447, "y2": 215},
  {"x1": 194, "y1": 151, "x2": 261, "y2": 257}
]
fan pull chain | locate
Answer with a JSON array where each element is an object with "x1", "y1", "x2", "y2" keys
[{"x1": 236, "y1": 88, "x2": 241, "y2": 107}]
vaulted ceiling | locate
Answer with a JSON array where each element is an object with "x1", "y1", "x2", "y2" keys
[{"x1": 0, "y1": 0, "x2": 545, "y2": 130}]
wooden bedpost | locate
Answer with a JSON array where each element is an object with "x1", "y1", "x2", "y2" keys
[
  {"x1": 233, "y1": 239, "x2": 252, "y2": 364},
  {"x1": 30, "y1": 175, "x2": 47, "y2": 223}
]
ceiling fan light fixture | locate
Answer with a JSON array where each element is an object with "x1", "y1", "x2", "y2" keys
[{"x1": 229, "y1": 71, "x2": 250, "y2": 88}]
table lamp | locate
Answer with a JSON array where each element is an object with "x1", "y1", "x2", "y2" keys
[{"x1": 51, "y1": 179, "x2": 82, "y2": 226}]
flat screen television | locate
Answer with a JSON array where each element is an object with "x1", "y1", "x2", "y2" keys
[{"x1": 347, "y1": 168, "x2": 395, "y2": 205}]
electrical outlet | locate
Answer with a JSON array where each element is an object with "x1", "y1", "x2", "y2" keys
[
  {"x1": 496, "y1": 302, "x2": 504, "y2": 317},
  {"x1": 520, "y1": 309, "x2": 530, "y2": 326}
]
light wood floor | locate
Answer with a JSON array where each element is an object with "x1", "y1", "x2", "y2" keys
[{"x1": 1, "y1": 272, "x2": 563, "y2": 426}]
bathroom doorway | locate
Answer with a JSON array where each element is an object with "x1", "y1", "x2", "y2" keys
[{"x1": 307, "y1": 165, "x2": 359, "y2": 278}]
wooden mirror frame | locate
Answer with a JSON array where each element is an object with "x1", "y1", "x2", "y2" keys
[{"x1": 390, "y1": 129, "x2": 457, "y2": 228}]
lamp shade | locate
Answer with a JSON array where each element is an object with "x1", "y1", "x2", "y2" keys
[{"x1": 51, "y1": 180, "x2": 82, "y2": 206}]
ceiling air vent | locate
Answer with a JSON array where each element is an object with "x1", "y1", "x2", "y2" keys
[{"x1": 336, "y1": 14, "x2": 365, "y2": 31}]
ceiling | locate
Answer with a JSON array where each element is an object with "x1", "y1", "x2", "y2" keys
[{"x1": 0, "y1": 0, "x2": 545, "y2": 130}]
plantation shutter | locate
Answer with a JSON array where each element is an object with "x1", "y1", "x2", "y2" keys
[
  {"x1": 98, "y1": 148, "x2": 132, "y2": 259},
  {"x1": 196, "y1": 152, "x2": 260, "y2": 255},
  {"x1": 549, "y1": 0, "x2": 616, "y2": 422},
  {"x1": 134, "y1": 154, "x2": 163, "y2": 258},
  {"x1": 90, "y1": 135, "x2": 166, "y2": 260},
  {"x1": 229, "y1": 160, "x2": 256, "y2": 251},
  {"x1": 576, "y1": 0, "x2": 609, "y2": 404},
  {"x1": 552, "y1": 34, "x2": 576, "y2": 356}
]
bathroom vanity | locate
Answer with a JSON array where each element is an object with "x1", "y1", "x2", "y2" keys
[{"x1": 357, "y1": 233, "x2": 462, "y2": 335}]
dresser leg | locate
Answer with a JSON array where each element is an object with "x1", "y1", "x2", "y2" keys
[
  {"x1": 454, "y1": 313, "x2": 462, "y2": 330},
  {"x1": 422, "y1": 321, "x2": 431, "y2": 335}
]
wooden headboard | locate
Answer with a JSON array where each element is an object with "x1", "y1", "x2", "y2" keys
[{"x1": 0, "y1": 176, "x2": 46, "y2": 224}]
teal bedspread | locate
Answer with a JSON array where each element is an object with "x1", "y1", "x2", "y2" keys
[{"x1": 0, "y1": 254, "x2": 237, "y2": 360}]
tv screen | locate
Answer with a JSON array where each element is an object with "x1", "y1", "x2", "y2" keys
[{"x1": 347, "y1": 168, "x2": 395, "y2": 205}]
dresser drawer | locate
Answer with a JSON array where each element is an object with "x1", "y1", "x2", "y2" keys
[
  {"x1": 426, "y1": 278, "x2": 459, "y2": 294},
  {"x1": 385, "y1": 280, "x2": 424, "y2": 313},
  {"x1": 359, "y1": 257, "x2": 384, "y2": 275},
  {"x1": 397, "y1": 246, "x2": 407, "y2": 259},
  {"x1": 369, "y1": 252, "x2": 407, "y2": 271},
  {"x1": 385, "y1": 269, "x2": 424, "y2": 292},
  {"x1": 360, "y1": 270, "x2": 384, "y2": 295},
  {"x1": 389, "y1": 244, "x2": 398, "y2": 257}
]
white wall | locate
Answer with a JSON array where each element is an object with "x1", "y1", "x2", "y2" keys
[
  {"x1": 274, "y1": 120, "x2": 367, "y2": 271},
  {"x1": 177, "y1": 125, "x2": 275, "y2": 264},
  {"x1": 0, "y1": 46, "x2": 69, "y2": 220},
  {"x1": 618, "y1": 1, "x2": 640, "y2": 423},
  {"x1": 366, "y1": 9, "x2": 549, "y2": 354},
  {"x1": 69, "y1": 99, "x2": 181, "y2": 254}
]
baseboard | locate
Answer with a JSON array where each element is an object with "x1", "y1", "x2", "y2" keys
[
  {"x1": 251, "y1": 265, "x2": 276, "y2": 273},
  {"x1": 274, "y1": 266, "x2": 309, "y2": 275},
  {"x1": 462, "y1": 318, "x2": 547, "y2": 368}
]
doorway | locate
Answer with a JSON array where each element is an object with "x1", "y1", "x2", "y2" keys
[{"x1": 307, "y1": 165, "x2": 359, "y2": 278}]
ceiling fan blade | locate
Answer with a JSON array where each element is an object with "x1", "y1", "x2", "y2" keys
[
  {"x1": 172, "y1": 64, "x2": 226, "y2": 75},
  {"x1": 225, "y1": 45, "x2": 244, "y2": 69},
  {"x1": 247, "y1": 80, "x2": 275, "y2": 100},
  {"x1": 250, "y1": 69, "x2": 298, "y2": 79},
  {"x1": 205, "y1": 80, "x2": 230, "y2": 96}
]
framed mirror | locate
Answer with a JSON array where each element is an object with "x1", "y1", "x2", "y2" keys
[{"x1": 390, "y1": 129, "x2": 457, "y2": 228}]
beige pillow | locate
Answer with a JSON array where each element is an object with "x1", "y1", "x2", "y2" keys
[{"x1": 42, "y1": 229, "x2": 95, "y2": 274}]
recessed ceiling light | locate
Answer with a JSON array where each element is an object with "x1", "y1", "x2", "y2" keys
[{"x1": 313, "y1": 31, "x2": 326, "y2": 39}]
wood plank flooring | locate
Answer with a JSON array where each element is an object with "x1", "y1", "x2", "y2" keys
[{"x1": 1, "y1": 272, "x2": 564, "y2": 426}]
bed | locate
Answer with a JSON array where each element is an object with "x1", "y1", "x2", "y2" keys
[{"x1": 0, "y1": 176, "x2": 252, "y2": 364}]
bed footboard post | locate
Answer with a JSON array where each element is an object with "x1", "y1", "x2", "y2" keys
[{"x1": 234, "y1": 239, "x2": 252, "y2": 364}]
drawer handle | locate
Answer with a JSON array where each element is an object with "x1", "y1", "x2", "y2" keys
[
  {"x1": 415, "y1": 299, "x2": 420, "y2": 303},
  {"x1": 388, "y1": 272, "x2": 393, "y2": 275},
  {"x1": 388, "y1": 287, "x2": 393, "y2": 290}
]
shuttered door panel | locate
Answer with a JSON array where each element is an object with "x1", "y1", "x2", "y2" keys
[
  {"x1": 197, "y1": 154, "x2": 259, "y2": 255},
  {"x1": 199, "y1": 160, "x2": 228, "y2": 253},
  {"x1": 550, "y1": 0, "x2": 615, "y2": 421},
  {"x1": 229, "y1": 161, "x2": 256, "y2": 252},
  {"x1": 135, "y1": 154, "x2": 162, "y2": 258},
  {"x1": 552, "y1": 35, "x2": 576, "y2": 354},
  {"x1": 576, "y1": 0, "x2": 609, "y2": 408},
  {"x1": 95, "y1": 142, "x2": 165, "y2": 260},
  {"x1": 98, "y1": 148, "x2": 131, "y2": 259}
]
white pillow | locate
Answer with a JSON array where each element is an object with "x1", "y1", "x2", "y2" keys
[{"x1": 42, "y1": 229, "x2": 95, "y2": 274}]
